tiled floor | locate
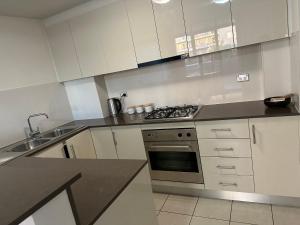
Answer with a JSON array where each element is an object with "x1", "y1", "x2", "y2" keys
[{"x1": 153, "y1": 193, "x2": 300, "y2": 225}]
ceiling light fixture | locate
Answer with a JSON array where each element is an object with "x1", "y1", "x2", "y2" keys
[
  {"x1": 212, "y1": 0, "x2": 230, "y2": 4},
  {"x1": 152, "y1": 0, "x2": 171, "y2": 4}
]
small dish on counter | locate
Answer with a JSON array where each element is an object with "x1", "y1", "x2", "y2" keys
[
  {"x1": 144, "y1": 104, "x2": 154, "y2": 113},
  {"x1": 127, "y1": 106, "x2": 136, "y2": 115},
  {"x1": 136, "y1": 105, "x2": 144, "y2": 114}
]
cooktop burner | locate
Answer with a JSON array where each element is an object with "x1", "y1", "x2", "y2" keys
[{"x1": 144, "y1": 105, "x2": 201, "y2": 120}]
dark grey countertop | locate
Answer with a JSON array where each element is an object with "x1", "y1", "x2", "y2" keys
[
  {"x1": 0, "y1": 166, "x2": 81, "y2": 225},
  {"x1": 66, "y1": 100, "x2": 300, "y2": 128},
  {"x1": 6, "y1": 157, "x2": 147, "y2": 225}
]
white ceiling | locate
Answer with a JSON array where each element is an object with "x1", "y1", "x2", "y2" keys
[{"x1": 0, "y1": 0, "x2": 91, "y2": 19}]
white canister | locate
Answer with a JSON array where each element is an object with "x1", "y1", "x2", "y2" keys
[
  {"x1": 127, "y1": 106, "x2": 136, "y2": 115},
  {"x1": 135, "y1": 105, "x2": 144, "y2": 114},
  {"x1": 144, "y1": 104, "x2": 154, "y2": 113}
]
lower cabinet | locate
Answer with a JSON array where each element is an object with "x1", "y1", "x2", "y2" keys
[
  {"x1": 90, "y1": 127, "x2": 118, "y2": 159},
  {"x1": 33, "y1": 143, "x2": 65, "y2": 158},
  {"x1": 19, "y1": 191, "x2": 76, "y2": 225},
  {"x1": 94, "y1": 166, "x2": 158, "y2": 225},
  {"x1": 112, "y1": 126, "x2": 147, "y2": 160},
  {"x1": 250, "y1": 116, "x2": 300, "y2": 197},
  {"x1": 65, "y1": 129, "x2": 97, "y2": 159}
]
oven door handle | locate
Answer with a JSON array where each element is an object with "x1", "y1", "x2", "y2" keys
[{"x1": 149, "y1": 145, "x2": 192, "y2": 151}]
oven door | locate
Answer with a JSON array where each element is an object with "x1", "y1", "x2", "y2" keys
[{"x1": 145, "y1": 141, "x2": 204, "y2": 184}]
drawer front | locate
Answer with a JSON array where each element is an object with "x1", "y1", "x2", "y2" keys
[
  {"x1": 204, "y1": 175, "x2": 254, "y2": 192},
  {"x1": 196, "y1": 119, "x2": 250, "y2": 139},
  {"x1": 201, "y1": 157, "x2": 253, "y2": 176},
  {"x1": 198, "y1": 139, "x2": 252, "y2": 157}
]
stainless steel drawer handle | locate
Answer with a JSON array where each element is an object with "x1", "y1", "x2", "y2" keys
[
  {"x1": 214, "y1": 147, "x2": 234, "y2": 152},
  {"x1": 211, "y1": 128, "x2": 232, "y2": 132},
  {"x1": 150, "y1": 145, "x2": 191, "y2": 150},
  {"x1": 219, "y1": 182, "x2": 238, "y2": 187},
  {"x1": 216, "y1": 165, "x2": 236, "y2": 170}
]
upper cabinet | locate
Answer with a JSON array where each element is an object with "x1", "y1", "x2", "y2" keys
[
  {"x1": 152, "y1": 0, "x2": 188, "y2": 59},
  {"x1": 182, "y1": 0, "x2": 234, "y2": 57},
  {"x1": 231, "y1": 0, "x2": 289, "y2": 47},
  {"x1": 46, "y1": 22, "x2": 82, "y2": 82},
  {"x1": 70, "y1": 1, "x2": 137, "y2": 76},
  {"x1": 126, "y1": 0, "x2": 161, "y2": 64}
]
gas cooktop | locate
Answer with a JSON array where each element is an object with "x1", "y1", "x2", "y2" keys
[{"x1": 144, "y1": 105, "x2": 201, "y2": 121}]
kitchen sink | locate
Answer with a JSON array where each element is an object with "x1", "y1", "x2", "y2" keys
[
  {"x1": 40, "y1": 127, "x2": 77, "y2": 139},
  {"x1": 7, "y1": 139, "x2": 51, "y2": 153}
]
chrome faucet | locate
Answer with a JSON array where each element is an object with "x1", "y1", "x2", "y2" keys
[{"x1": 27, "y1": 113, "x2": 49, "y2": 138}]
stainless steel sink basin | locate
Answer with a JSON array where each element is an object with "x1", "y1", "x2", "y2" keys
[
  {"x1": 7, "y1": 139, "x2": 51, "y2": 153},
  {"x1": 40, "y1": 127, "x2": 77, "y2": 139}
]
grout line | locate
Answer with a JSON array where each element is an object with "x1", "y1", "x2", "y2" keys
[
  {"x1": 159, "y1": 194, "x2": 169, "y2": 211},
  {"x1": 271, "y1": 204, "x2": 275, "y2": 225},
  {"x1": 229, "y1": 200, "x2": 233, "y2": 222},
  {"x1": 189, "y1": 197, "x2": 199, "y2": 225}
]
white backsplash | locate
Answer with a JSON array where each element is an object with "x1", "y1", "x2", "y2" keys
[
  {"x1": 105, "y1": 45, "x2": 265, "y2": 109},
  {"x1": 0, "y1": 83, "x2": 73, "y2": 148}
]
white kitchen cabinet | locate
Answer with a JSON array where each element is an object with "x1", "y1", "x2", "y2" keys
[
  {"x1": 112, "y1": 126, "x2": 147, "y2": 160},
  {"x1": 182, "y1": 0, "x2": 234, "y2": 56},
  {"x1": 94, "y1": 167, "x2": 158, "y2": 225},
  {"x1": 98, "y1": 1, "x2": 137, "y2": 73},
  {"x1": 250, "y1": 116, "x2": 300, "y2": 197},
  {"x1": 66, "y1": 129, "x2": 97, "y2": 159},
  {"x1": 90, "y1": 127, "x2": 118, "y2": 159},
  {"x1": 152, "y1": 0, "x2": 187, "y2": 58},
  {"x1": 231, "y1": 0, "x2": 289, "y2": 47},
  {"x1": 33, "y1": 143, "x2": 65, "y2": 158},
  {"x1": 126, "y1": 0, "x2": 161, "y2": 64},
  {"x1": 46, "y1": 22, "x2": 82, "y2": 82},
  {"x1": 69, "y1": 12, "x2": 108, "y2": 78}
]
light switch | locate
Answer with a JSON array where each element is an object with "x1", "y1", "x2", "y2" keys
[{"x1": 237, "y1": 73, "x2": 250, "y2": 82}]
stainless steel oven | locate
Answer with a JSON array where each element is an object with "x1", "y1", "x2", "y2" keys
[{"x1": 142, "y1": 128, "x2": 204, "y2": 184}]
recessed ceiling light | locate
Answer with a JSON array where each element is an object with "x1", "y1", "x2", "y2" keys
[
  {"x1": 152, "y1": 0, "x2": 171, "y2": 4},
  {"x1": 212, "y1": 0, "x2": 230, "y2": 4}
]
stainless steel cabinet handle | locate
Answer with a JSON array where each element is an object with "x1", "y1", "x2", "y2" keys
[
  {"x1": 69, "y1": 144, "x2": 77, "y2": 159},
  {"x1": 211, "y1": 128, "x2": 232, "y2": 132},
  {"x1": 216, "y1": 165, "x2": 236, "y2": 170},
  {"x1": 150, "y1": 145, "x2": 191, "y2": 150},
  {"x1": 112, "y1": 131, "x2": 117, "y2": 146},
  {"x1": 219, "y1": 182, "x2": 238, "y2": 187},
  {"x1": 214, "y1": 147, "x2": 234, "y2": 152},
  {"x1": 252, "y1": 125, "x2": 256, "y2": 144}
]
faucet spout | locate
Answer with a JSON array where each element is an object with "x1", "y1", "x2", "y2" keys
[{"x1": 27, "y1": 113, "x2": 49, "y2": 138}]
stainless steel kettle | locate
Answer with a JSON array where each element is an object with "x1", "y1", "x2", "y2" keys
[{"x1": 107, "y1": 98, "x2": 122, "y2": 116}]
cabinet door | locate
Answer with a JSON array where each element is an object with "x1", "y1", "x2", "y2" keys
[
  {"x1": 152, "y1": 0, "x2": 187, "y2": 58},
  {"x1": 66, "y1": 130, "x2": 97, "y2": 159},
  {"x1": 112, "y1": 126, "x2": 146, "y2": 160},
  {"x1": 231, "y1": 0, "x2": 289, "y2": 47},
  {"x1": 182, "y1": 0, "x2": 234, "y2": 56},
  {"x1": 46, "y1": 22, "x2": 82, "y2": 81},
  {"x1": 91, "y1": 127, "x2": 118, "y2": 159},
  {"x1": 126, "y1": 0, "x2": 161, "y2": 64},
  {"x1": 33, "y1": 143, "x2": 65, "y2": 158},
  {"x1": 98, "y1": 1, "x2": 137, "y2": 73},
  {"x1": 69, "y1": 11, "x2": 109, "y2": 78},
  {"x1": 250, "y1": 116, "x2": 300, "y2": 197}
]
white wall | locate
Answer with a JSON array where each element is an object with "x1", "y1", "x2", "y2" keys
[
  {"x1": 0, "y1": 16, "x2": 58, "y2": 91},
  {"x1": 64, "y1": 77, "x2": 108, "y2": 119},
  {"x1": 0, "y1": 83, "x2": 73, "y2": 148}
]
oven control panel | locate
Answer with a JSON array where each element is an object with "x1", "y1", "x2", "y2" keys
[{"x1": 142, "y1": 128, "x2": 197, "y2": 142}]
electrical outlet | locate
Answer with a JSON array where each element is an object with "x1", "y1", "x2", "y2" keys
[
  {"x1": 120, "y1": 92, "x2": 128, "y2": 97},
  {"x1": 237, "y1": 73, "x2": 250, "y2": 82}
]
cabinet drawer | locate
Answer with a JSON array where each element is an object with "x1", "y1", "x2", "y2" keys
[
  {"x1": 198, "y1": 139, "x2": 251, "y2": 157},
  {"x1": 204, "y1": 175, "x2": 254, "y2": 193},
  {"x1": 196, "y1": 119, "x2": 249, "y2": 138},
  {"x1": 201, "y1": 157, "x2": 253, "y2": 176}
]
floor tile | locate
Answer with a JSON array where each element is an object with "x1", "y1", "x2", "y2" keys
[
  {"x1": 155, "y1": 210, "x2": 160, "y2": 216},
  {"x1": 190, "y1": 216, "x2": 229, "y2": 225},
  {"x1": 161, "y1": 194, "x2": 198, "y2": 215},
  {"x1": 153, "y1": 193, "x2": 168, "y2": 211},
  {"x1": 272, "y1": 205, "x2": 300, "y2": 225},
  {"x1": 230, "y1": 222, "x2": 254, "y2": 225},
  {"x1": 194, "y1": 198, "x2": 232, "y2": 220},
  {"x1": 231, "y1": 201, "x2": 273, "y2": 225},
  {"x1": 158, "y1": 212, "x2": 191, "y2": 225}
]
